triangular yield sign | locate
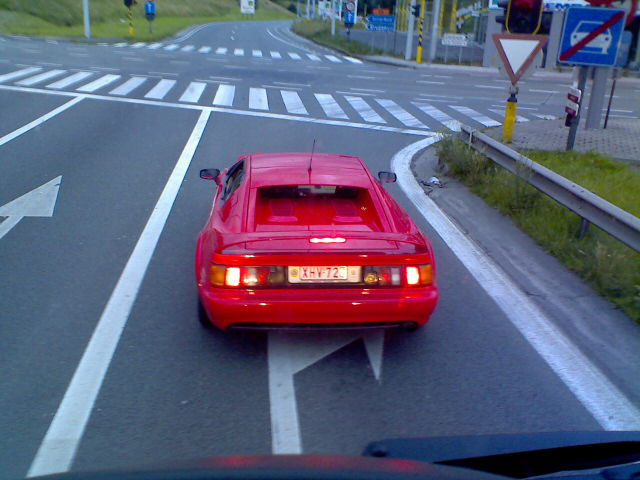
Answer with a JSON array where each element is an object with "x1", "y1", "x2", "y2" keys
[{"x1": 493, "y1": 34, "x2": 548, "y2": 85}]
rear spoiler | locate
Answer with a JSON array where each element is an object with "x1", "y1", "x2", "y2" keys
[{"x1": 218, "y1": 231, "x2": 426, "y2": 252}]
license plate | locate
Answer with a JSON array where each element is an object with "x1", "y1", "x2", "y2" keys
[{"x1": 288, "y1": 266, "x2": 361, "y2": 283}]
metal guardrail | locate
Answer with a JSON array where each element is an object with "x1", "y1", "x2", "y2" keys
[{"x1": 459, "y1": 125, "x2": 640, "y2": 252}]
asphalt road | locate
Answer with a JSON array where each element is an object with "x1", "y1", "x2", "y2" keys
[{"x1": 0, "y1": 19, "x2": 639, "y2": 480}]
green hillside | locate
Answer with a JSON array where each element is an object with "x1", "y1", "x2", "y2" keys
[{"x1": 0, "y1": 0, "x2": 294, "y2": 40}]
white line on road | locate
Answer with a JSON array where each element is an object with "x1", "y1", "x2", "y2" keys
[
  {"x1": 375, "y1": 99, "x2": 426, "y2": 129},
  {"x1": 147, "y1": 43, "x2": 163, "y2": 49},
  {"x1": 348, "y1": 75, "x2": 375, "y2": 80},
  {"x1": 281, "y1": 90, "x2": 308, "y2": 115},
  {"x1": 306, "y1": 54, "x2": 321, "y2": 61},
  {"x1": 274, "y1": 81, "x2": 310, "y2": 88},
  {"x1": 164, "y1": 44, "x2": 179, "y2": 51},
  {"x1": 325, "y1": 55, "x2": 341, "y2": 63},
  {"x1": 109, "y1": 76, "x2": 147, "y2": 96},
  {"x1": 130, "y1": 42, "x2": 146, "y2": 48},
  {"x1": 392, "y1": 137, "x2": 640, "y2": 432},
  {"x1": 344, "y1": 96, "x2": 386, "y2": 123},
  {"x1": 46, "y1": 72, "x2": 93, "y2": 90},
  {"x1": 252, "y1": 49, "x2": 263, "y2": 57},
  {"x1": 179, "y1": 81, "x2": 207, "y2": 103},
  {"x1": 26, "y1": 110, "x2": 211, "y2": 477},
  {"x1": 216, "y1": 47, "x2": 228, "y2": 54},
  {"x1": 450, "y1": 105, "x2": 501, "y2": 127},
  {"x1": 180, "y1": 45, "x2": 195, "y2": 52},
  {"x1": 144, "y1": 79, "x2": 176, "y2": 99},
  {"x1": 249, "y1": 87, "x2": 269, "y2": 110},
  {"x1": 76, "y1": 74, "x2": 121, "y2": 93},
  {"x1": 16, "y1": 69, "x2": 66, "y2": 86},
  {"x1": 314, "y1": 93, "x2": 348, "y2": 119},
  {"x1": 413, "y1": 103, "x2": 460, "y2": 132},
  {"x1": 350, "y1": 88, "x2": 384, "y2": 93},
  {"x1": 416, "y1": 80, "x2": 445, "y2": 85},
  {"x1": 0, "y1": 96, "x2": 83, "y2": 148},
  {"x1": 212, "y1": 84, "x2": 235, "y2": 106},
  {"x1": 528, "y1": 89, "x2": 559, "y2": 93},
  {"x1": 343, "y1": 56, "x2": 363, "y2": 64},
  {"x1": 475, "y1": 84, "x2": 504, "y2": 90},
  {"x1": 234, "y1": 48, "x2": 244, "y2": 56},
  {"x1": 198, "y1": 46, "x2": 212, "y2": 53},
  {"x1": 270, "y1": 51, "x2": 282, "y2": 59},
  {"x1": 288, "y1": 52, "x2": 302, "y2": 60},
  {"x1": 0, "y1": 66, "x2": 42, "y2": 83}
]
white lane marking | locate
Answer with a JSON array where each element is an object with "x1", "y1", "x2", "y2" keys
[
  {"x1": 281, "y1": 90, "x2": 308, "y2": 115},
  {"x1": 325, "y1": 55, "x2": 342, "y2": 63},
  {"x1": 348, "y1": 75, "x2": 375, "y2": 80},
  {"x1": 266, "y1": 27, "x2": 312, "y2": 52},
  {"x1": 450, "y1": 105, "x2": 501, "y2": 127},
  {"x1": 489, "y1": 108, "x2": 529, "y2": 122},
  {"x1": 198, "y1": 46, "x2": 212, "y2": 53},
  {"x1": 16, "y1": 69, "x2": 66, "y2": 86},
  {"x1": 0, "y1": 84, "x2": 432, "y2": 137},
  {"x1": 375, "y1": 99, "x2": 426, "y2": 129},
  {"x1": 249, "y1": 87, "x2": 269, "y2": 110},
  {"x1": 344, "y1": 96, "x2": 386, "y2": 123},
  {"x1": 26, "y1": 110, "x2": 211, "y2": 477},
  {"x1": 476, "y1": 84, "x2": 504, "y2": 90},
  {"x1": 113, "y1": 42, "x2": 127, "y2": 47},
  {"x1": 288, "y1": 52, "x2": 301, "y2": 60},
  {"x1": 270, "y1": 51, "x2": 282, "y2": 59},
  {"x1": 0, "y1": 67, "x2": 42, "y2": 83},
  {"x1": 268, "y1": 331, "x2": 384, "y2": 454},
  {"x1": 180, "y1": 45, "x2": 195, "y2": 52},
  {"x1": 173, "y1": 23, "x2": 211, "y2": 42},
  {"x1": 274, "y1": 81, "x2": 310, "y2": 88},
  {"x1": 529, "y1": 89, "x2": 559, "y2": 93},
  {"x1": 109, "y1": 76, "x2": 147, "y2": 96},
  {"x1": 164, "y1": 44, "x2": 180, "y2": 51},
  {"x1": 0, "y1": 176, "x2": 62, "y2": 241},
  {"x1": 392, "y1": 137, "x2": 640, "y2": 431},
  {"x1": 209, "y1": 76, "x2": 241, "y2": 82},
  {"x1": 46, "y1": 72, "x2": 93, "y2": 90},
  {"x1": 343, "y1": 56, "x2": 363, "y2": 64},
  {"x1": 252, "y1": 49, "x2": 263, "y2": 57},
  {"x1": 179, "y1": 81, "x2": 206, "y2": 103},
  {"x1": 147, "y1": 43, "x2": 163, "y2": 49},
  {"x1": 314, "y1": 93, "x2": 348, "y2": 119},
  {"x1": 234, "y1": 48, "x2": 244, "y2": 56},
  {"x1": 144, "y1": 79, "x2": 176, "y2": 99},
  {"x1": 212, "y1": 84, "x2": 235, "y2": 106},
  {"x1": 416, "y1": 80, "x2": 446, "y2": 85},
  {"x1": 76, "y1": 74, "x2": 121, "y2": 93},
  {"x1": 350, "y1": 88, "x2": 384, "y2": 93},
  {"x1": 216, "y1": 47, "x2": 228, "y2": 54},
  {"x1": 412, "y1": 103, "x2": 460, "y2": 132},
  {"x1": 0, "y1": 97, "x2": 82, "y2": 148},
  {"x1": 306, "y1": 54, "x2": 321, "y2": 61},
  {"x1": 532, "y1": 114, "x2": 557, "y2": 120},
  {"x1": 130, "y1": 42, "x2": 146, "y2": 48}
]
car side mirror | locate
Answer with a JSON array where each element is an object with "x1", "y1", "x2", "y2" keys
[
  {"x1": 200, "y1": 168, "x2": 220, "y2": 181},
  {"x1": 378, "y1": 171, "x2": 397, "y2": 184}
]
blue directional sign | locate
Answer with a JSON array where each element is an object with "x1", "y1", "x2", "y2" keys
[
  {"x1": 558, "y1": 7, "x2": 626, "y2": 67},
  {"x1": 366, "y1": 15, "x2": 395, "y2": 32},
  {"x1": 344, "y1": 11, "x2": 356, "y2": 25}
]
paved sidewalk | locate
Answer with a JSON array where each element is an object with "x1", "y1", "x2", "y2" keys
[{"x1": 481, "y1": 118, "x2": 640, "y2": 164}]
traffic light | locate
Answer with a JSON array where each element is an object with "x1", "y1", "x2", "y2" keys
[
  {"x1": 496, "y1": 0, "x2": 509, "y2": 28},
  {"x1": 124, "y1": 0, "x2": 133, "y2": 6},
  {"x1": 411, "y1": 3, "x2": 421, "y2": 17},
  {"x1": 506, "y1": 0, "x2": 544, "y2": 34}
]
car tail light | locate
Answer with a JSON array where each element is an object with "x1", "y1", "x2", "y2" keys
[
  {"x1": 209, "y1": 264, "x2": 286, "y2": 288},
  {"x1": 363, "y1": 264, "x2": 433, "y2": 287}
]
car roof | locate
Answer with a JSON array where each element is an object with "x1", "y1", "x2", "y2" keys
[{"x1": 248, "y1": 152, "x2": 374, "y2": 189}]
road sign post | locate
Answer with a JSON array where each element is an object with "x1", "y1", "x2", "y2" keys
[
  {"x1": 345, "y1": 0, "x2": 357, "y2": 38},
  {"x1": 83, "y1": 0, "x2": 91, "y2": 39},
  {"x1": 124, "y1": 0, "x2": 135, "y2": 38},
  {"x1": 405, "y1": 0, "x2": 416, "y2": 59},
  {"x1": 566, "y1": 66, "x2": 588, "y2": 151},
  {"x1": 416, "y1": 0, "x2": 426, "y2": 63},
  {"x1": 503, "y1": 85, "x2": 518, "y2": 142}
]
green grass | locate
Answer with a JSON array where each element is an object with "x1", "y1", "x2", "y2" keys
[
  {"x1": 436, "y1": 137, "x2": 640, "y2": 323},
  {"x1": 0, "y1": 0, "x2": 294, "y2": 39},
  {"x1": 292, "y1": 19, "x2": 384, "y2": 56}
]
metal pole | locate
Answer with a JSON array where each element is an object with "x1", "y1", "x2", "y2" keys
[
  {"x1": 503, "y1": 85, "x2": 518, "y2": 142},
  {"x1": 405, "y1": 0, "x2": 416, "y2": 60},
  {"x1": 331, "y1": 0, "x2": 336, "y2": 35},
  {"x1": 603, "y1": 69, "x2": 618, "y2": 129},
  {"x1": 128, "y1": 6, "x2": 134, "y2": 38},
  {"x1": 83, "y1": 0, "x2": 91, "y2": 39},
  {"x1": 566, "y1": 67, "x2": 588, "y2": 151},
  {"x1": 416, "y1": 0, "x2": 426, "y2": 63},
  {"x1": 429, "y1": 0, "x2": 441, "y2": 61},
  {"x1": 585, "y1": 67, "x2": 611, "y2": 130}
]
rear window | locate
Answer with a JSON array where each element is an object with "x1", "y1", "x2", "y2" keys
[{"x1": 254, "y1": 185, "x2": 383, "y2": 232}]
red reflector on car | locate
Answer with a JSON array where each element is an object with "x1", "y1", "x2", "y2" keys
[{"x1": 309, "y1": 237, "x2": 346, "y2": 244}]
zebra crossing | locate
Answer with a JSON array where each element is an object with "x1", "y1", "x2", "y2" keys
[
  {"x1": 106, "y1": 41, "x2": 363, "y2": 64},
  {"x1": 1, "y1": 66, "x2": 557, "y2": 132}
]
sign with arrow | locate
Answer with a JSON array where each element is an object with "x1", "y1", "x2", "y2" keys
[
  {"x1": 0, "y1": 176, "x2": 61, "y2": 240},
  {"x1": 493, "y1": 33, "x2": 549, "y2": 85}
]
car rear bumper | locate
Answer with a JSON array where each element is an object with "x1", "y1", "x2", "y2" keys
[{"x1": 198, "y1": 286, "x2": 438, "y2": 330}]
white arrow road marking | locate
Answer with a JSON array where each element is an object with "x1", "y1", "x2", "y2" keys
[
  {"x1": 0, "y1": 176, "x2": 61, "y2": 240},
  {"x1": 27, "y1": 110, "x2": 211, "y2": 477},
  {"x1": 268, "y1": 330, "x2": 384, "y2": 454}
]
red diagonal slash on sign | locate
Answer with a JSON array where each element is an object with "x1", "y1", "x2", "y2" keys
[{"x1": 559, "y1": 10, "x2": 625, "y2": 61}]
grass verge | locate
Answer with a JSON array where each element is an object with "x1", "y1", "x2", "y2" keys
[
  {"x1": 435, "y1": 135, "x2": 640, "y2": 323},
  {"x1": 291, "y1": 19, "x2": 385, "y2": 56},
  {"x1": 0, "y1": 0, "x2": 293, "y2": 40}
]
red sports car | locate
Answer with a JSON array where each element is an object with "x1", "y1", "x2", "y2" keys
[{"x1": 195, "y1": 152, "x2": 438, "y2": 330}]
